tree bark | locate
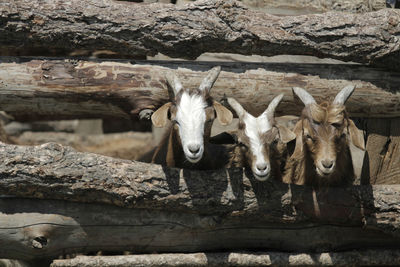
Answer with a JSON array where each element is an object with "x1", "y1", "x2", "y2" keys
[
  {"x1": 0, "y1": 0, "x2": 399, "y2": 69},
  {"x1": 49, "y1": 250, "x2": 400, "y2": 267},
  {"x1": 0, "y1": 142, "x2": 400, "y2": 260},
  {"x1": 1, "y1": 58, "x2": 400, "y2": 121}
]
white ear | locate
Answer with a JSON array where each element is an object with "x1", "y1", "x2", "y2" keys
[
  {"x1": 292, "y1": 87, "x2": 316, "y2": 106},
  {"x1": 333, "y1": 85, "x2": 355, "y2": 105},
  {"x1": 199, "y1": 66, "x2": 221, "y2": 93},
  {"x1": 227, "y1": 97, "x2": 246, "y2": 118},
  {"x1": 165, "y1": 72, "x2": 183, "y2": 95},
  {"x1": 263, "y1": 94, "x2": 284, "y2": 117}
]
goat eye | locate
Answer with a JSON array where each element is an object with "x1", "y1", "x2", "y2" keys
[
  {"x1": 305, "y1": 134, "x2": 313, "y2": 141},
  {"x1": 172, "y1": 120, "x2": 180, "y2": 126},
  {"x1": 332, "y1": 123, "x2": 342, "y2": 128}
]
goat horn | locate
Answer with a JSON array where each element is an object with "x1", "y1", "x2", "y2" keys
[
  {"x1": 264, "y1": 94, "x2": 284, "y2": 117},
  {"x1": 333, "y1": 85, "x2": 355, "y2": 105},
  {"x1": 227, "y1": 97, "x2": 246, "y2": 118},
  {"x1": 292, "y1": 87, "x2": 316, "y2": 106},
  {"x1": 165, "y1": 72, "x2": 183, "y2": 96},
  {"x1": 199, "y1": 66, "x2": 221, "y2": 93}
]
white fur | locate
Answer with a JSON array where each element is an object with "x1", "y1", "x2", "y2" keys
[
  {"x1": 243, "y1": 112, "x2": 272, "y2": 179},
  {"x1": 175, "y1": 91, "x2": 207, "y2": 162}
]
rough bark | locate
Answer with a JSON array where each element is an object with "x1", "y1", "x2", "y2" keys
[
  {"x1": 0, "y1": 0, "x2": 399, "y2": 69},
  {"x1": 1, "y1": 58, "x2": 400, "y2": 121},
  {"x1": 50, "y1": 250, "x2": 400, "y2": 267},
  {"x1": 0, "y1": 142, "x2": 400, "y2": 260}
]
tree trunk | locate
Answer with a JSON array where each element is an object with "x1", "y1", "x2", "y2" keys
[
  {"x1": 0, "y1": 0, "x2": 399, "y2": 69},
  {"x1": 49, "y1": 250, "x2": 400, "y2": 267},
  {"x1": 1, "y1": 58, "x2": 400, "y2": 121},
  {"x1": 0, "y1": 142, "x2": 399, "y2": 260}
]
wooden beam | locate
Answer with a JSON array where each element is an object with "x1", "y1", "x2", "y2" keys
[
  {"x1": 50, "y1": 250, "x2": 400, "y2": 267},
  {"x1": 0, "y1": 142, "x2": 400, "y2": 260},
  {"x1": 0, "y1": 0, "x2": 399, "y2": 69},
  {"x1": 0, "y1": 58, "x2": 400, "y2": 121}
]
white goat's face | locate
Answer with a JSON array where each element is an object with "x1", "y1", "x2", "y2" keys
[
  {"x1": 173, "y1": 90, "x2": 209, "y2": 163},
  {"x1": 228, "y1": 95, "x2": 295, "y2": 181},
  {"x1": 151, "y1": 66, "x2": 233, "y2": 164}
]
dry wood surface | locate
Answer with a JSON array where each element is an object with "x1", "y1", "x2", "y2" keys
[
  {"x1": 0, "y1": 0, "x2": 399, "y2": 69},
  {"x1": 0, "y1": 58, "x2": 399, "y2": 121},
  {"x1": 0, "y1": 142, "x2": 400, "y2": 260}
]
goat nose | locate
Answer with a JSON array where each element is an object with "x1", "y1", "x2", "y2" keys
[
  {"x1": 322, "y1": 159, "x2": 334, "y2": 169},
  {"x1": 256, "y1": 163, "x2": 268, "y2": 171},
  {"x1": 188, "y1": 144, "x2": 200, "y2": 154}
]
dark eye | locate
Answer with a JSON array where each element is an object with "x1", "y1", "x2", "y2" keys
[
  {"x1": 312, "y1": 120, "x2": 320, "y2": 125},
  {"x1": 305, "y1": 134, "x2": 313, "y2": 141},
  {"x1": 172, "y1": 120, "x2": 180, "y2": 126},
  {"x1": 332, "y1": 123, "x2": 341, "y2": 129}
]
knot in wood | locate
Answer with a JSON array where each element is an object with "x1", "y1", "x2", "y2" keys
[{"x1": 32, "y1": 236, "x2": 48, "y2": 249}]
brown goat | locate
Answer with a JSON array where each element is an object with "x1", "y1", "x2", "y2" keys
[
  {"x1": 148, "y1": 66, "x2": 233, "y2": 170},
  {"x1": 227, "y1": 95, "x2": 296, "y2": 181},
  {"x1": 282, "y1": 86, "x2": 365, "y2": 187}
]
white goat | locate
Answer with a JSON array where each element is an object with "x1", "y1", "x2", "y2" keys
[
  {"x1": 149, "y1": 66, "x2": 233, "y2": 169},
  {"x1": 227, "y1": 95, "x2": 296, "y2": 181}
]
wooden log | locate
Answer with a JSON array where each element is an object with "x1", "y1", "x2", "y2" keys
[
  {"x1": 0, "y1": 0, "x2": 399, "y2": 69},
  {"x1": 50, "y1": 250, "x2": 400, "y2": 267},
  {"x1": 0, "y1": 142, "x2": 400, "y2": 260},
  {"x1": 1, "y1": 58, "x2": 400, "y2": 121}
]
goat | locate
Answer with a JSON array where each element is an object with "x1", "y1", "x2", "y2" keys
[
  {"x1": 227, "y1": 95, "x2": 296, "y2": 181},
  {"x1": 149, "y1": 66, "x2": 233, "y2": 169},
  {"x1": 282, "y1": 85, "x2": 365, "y2": 187}
]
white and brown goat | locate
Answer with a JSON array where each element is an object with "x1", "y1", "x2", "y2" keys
[
  {"x1": 282, "y1": 86, "x2": 365, "y2": 187},
  {"x1": 149, "y1": 66, "x2": 233, "y2": 169},
  {"x1": 227, "y1": 95, "x2": 296, "y2": 181}
]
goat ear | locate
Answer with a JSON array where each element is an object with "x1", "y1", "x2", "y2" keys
[
  {"x1": 165, "y1": 73, "x2": 183, "y2": 96},
  {"x1": 276, "y1": 124, "x2": 296, "y2": 144},
  {"x1": 292, "y1": 87, "x2": 316, "y2": 106},
  {"x1": 199, "y1": 66, "x2": 221, "y2": 93},
  {"x1": 263, "y1": 94, "x2": 284, "y2": 117},
  {"x1": 347, "y1": 119, "x2": 365, "y2": 151},
  {"x1": 213, "y1": 101, "x2": 233, "y2": 126},
  {"x1": 292, "y1": 120, "x2": 304, "y2": 153},
  {"x1": 151, "y1": 102, "x2": 172, "y2": 128},
  {"x1": 227, "y1": 97, "x2": 246, "y2": 118},
  {"x1": 333, "y1": 85, "x2": 355, "y2": 105}
]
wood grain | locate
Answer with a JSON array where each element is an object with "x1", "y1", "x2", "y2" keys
[{"x1": 0, "y1": 0, "x2": 399, "y2": 68}]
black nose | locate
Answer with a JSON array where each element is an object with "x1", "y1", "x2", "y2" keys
[
  {"x1": 322, "y1": 160, "x2": 334, "y2": 169},
  {"x1": 188, "y1": 144, "x2": 200, "y2": 154},
  {"x1": 256, "y1": 163, "x2": 267, "y2": 171}
]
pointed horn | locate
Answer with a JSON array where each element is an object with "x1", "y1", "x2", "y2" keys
[
  {"x1": 333, "y1": 85, "x2": 355, "y2": 105},
  {"x1": 165, "y1": 72, "x2": 183, "y2": 95},
  {"x1": 263, "y1": 94, "x2": 284, "y2": 117},
  {"x1": 199, "y1": 66, "x2": 221, "y2": 93},
  {"x1": 292, "y1": 87, "x2": 316, "y2": 106},
  {"x1": 227, "y1": 97, "x2": 246, "y2": 118}
]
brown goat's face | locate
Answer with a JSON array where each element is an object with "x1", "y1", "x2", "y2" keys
[
  {"x1": 302, "y1": 103, "x2": 348, "y2": 177},
  {"x1": 151, "y1": 67, "x2": 233, "y2": 164}
]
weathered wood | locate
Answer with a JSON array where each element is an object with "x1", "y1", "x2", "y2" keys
[
  {"x1": 50, "y1": 250, "x2": 400, "y2": 267},
  {"x1": 1, "y1": 58, "x2": 400, "y2": 121},
  {"x1": 0, "y1": 142, "x2": 400, "y2": 260},
  {"x1": 0, "y1": 0, "x2": 399, "y2": 69},
  {"x1": 1, "y1": 197, "x2": 400, "y2": 261}
]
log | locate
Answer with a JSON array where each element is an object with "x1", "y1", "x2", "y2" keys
[
  {"x1": 0, "y1": 142, "x2": 400, "y2": 260},
  {"x1": 50, "y1": 250, "x2": 400, "y2": 267},
  {"x1": 1, "y1": 58, "x2": 400, "y2": 121},
  {"x1": 0, "y1": 0, "x2": 399, "y2": 69}
]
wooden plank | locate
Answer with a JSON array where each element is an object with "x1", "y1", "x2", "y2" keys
[
  {"x1": 0, "y1": 0, "x2": 399, "y2": 69},
  {"x1": 0, "y1": 58, "x2": 400, "y2": 121}
]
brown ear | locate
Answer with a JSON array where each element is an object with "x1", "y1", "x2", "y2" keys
[
  {"x1": 347, "y1": 119, "x2": 365, "y2": 151},
  {"x1": 213, "y1": 101, "x2": 233, "y2": 126},
  {"x1": 151, "y1": 102, "x2": 172, "y2": 128},
  {"x1": 292, "y1": 120, "x2": 304, "y2": 153},
  {"x1": 276, "y1": 124, "x2": 297, "y2": 144}
]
